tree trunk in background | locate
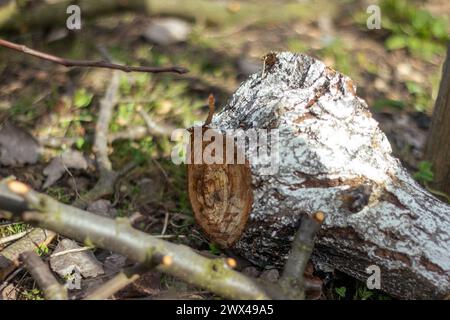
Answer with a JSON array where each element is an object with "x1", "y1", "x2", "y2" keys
[
  {"x1": 188, "y1": 52, "x2": 450, "y2": 299},
  {"x1": 425, "y1": 43, "x2": 450, "y2": 195}
]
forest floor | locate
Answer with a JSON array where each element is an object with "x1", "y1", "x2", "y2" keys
[{"x1": 0, "y1": 0, "x2": 449, "y2": 300}]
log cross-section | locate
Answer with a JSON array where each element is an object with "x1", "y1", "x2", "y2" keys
[
  {"x1": 187, "y1": 126, "x2": 253, "y2": 247},
  {"x1": 188, "y1": 52, "x2": 450, "y2": 299}
]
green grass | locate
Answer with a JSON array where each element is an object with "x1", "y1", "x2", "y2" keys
[
  {"x1": 20, "y1": 288, "x2": 44, "y2": 300},
  {"x1": 0, "y1": 222, "x2": 30, "y2": 238},
  {"x1": 47, "y1": 186, "x2": 74, "y2": 204},
  {"x1": 376, "y1": 0, "x2": 448, "y2": 59}
]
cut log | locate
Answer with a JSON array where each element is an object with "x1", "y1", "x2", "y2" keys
[{"x1": 187, "y1": 52, "x2": 450, "y2": 299}]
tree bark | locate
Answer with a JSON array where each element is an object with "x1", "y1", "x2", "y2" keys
[
  {"x1": 425, "y1": 43, "x2": 450, "y2": 195},
  {"x1": 188, "y1": 52, "x2": 450, "y2": 299}
]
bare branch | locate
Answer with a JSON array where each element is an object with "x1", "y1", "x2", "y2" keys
[
  {"x1": 1, "y1": 180, "x2": 269, "y2": 300},
  {"x1": 19, "y1": 251, "x2": 68, "y2": 300},
  {"x1": 278, "y1": 211, "x2": 324, "y2": 299},
  {"x1": 84, "y1": 264, "x2": 148, "y2": 300},
  {"x1": 73, "y1": 73, "x2": 120, "y2": 208},
  {"x1": 137, "y1": 108, "x2": 176, "y2": 137},
  {"x1": 205, "y1": 94, "x2": 215, "y2": 125},
  {"x1": 0, "y1": 38, "x2": 188, "y2": 74},
  {"x1": 94, "y1": 72, "x2": 120, "y2": 176}
]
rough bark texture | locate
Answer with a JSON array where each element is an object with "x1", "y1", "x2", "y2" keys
[
  {"x1": 425, "y1": 43, "x2": 450, "y2": 195},
  {"x1": 201, "y1": 52, "x2": 450, "y2": 299}
]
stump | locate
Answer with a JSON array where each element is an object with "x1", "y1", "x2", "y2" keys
[{"x1": 187, "y1": 52, "x2": 450, "y2": 299}]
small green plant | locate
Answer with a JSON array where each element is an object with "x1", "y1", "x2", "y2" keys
[
  {"x1": 35, "y1": 243, "x2": 49, "y2": 256},
  {"x1": 208, "y1": 243, "x2": 221, "y2": 255},
  {"x1": 335, "y1": 286, "x2": 347, "y2": 299},
  {"x1": 405, "y1": 81, "x2": 432, "y2": 112},
  {"x1": 354, "y1": 285, "x2": 374, "y2": 300},
  {"x1": 73, "y1": 88, "x2": 93, "y2": 108},
  {"x1": 380, "y1": 0, "x2": 449, "y2": 58},
  {"x1": 47, "y1": 186, "x2": 72, "y2": 203},
  {"x1": 414, "y1": 161, "x2": 434, "y2": 184},
  {"x1": 75, "y1": 137, "x2": 85, "y2": 150},
  {"x1": 373, "y1": 98, "x2": 406, "y2": 112},
  {"x1": 0, "y1": 222, "x2": 29, "y2": 237},
  {"x1": 21, "y1": 288, "x2": 43, "y2": 300}
]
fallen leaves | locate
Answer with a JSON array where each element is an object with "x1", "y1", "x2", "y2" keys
[
  {"x1": 42, "y1": 150, "x2": 88, "y2": 189},
  {"x1": 49, "y1": 239, "x2": 104, "y2": 279},
  {"x1": 0, "y1": 121, "x2": 40, "y2": 166}
]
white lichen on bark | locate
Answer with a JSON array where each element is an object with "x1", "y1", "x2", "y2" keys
[{"x1": 210, "y1": 52, "x2": 450, "y2": 299}]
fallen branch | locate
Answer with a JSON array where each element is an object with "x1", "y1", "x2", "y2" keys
[
  {"x1": 137, "y1": 108, "x2": 176, "y2": 137},
  {"x1": 50, "y1": 246, "x2": 94, "y2": 258},
  {"x1": 84, "y1": 264, "x2": 148, "y2": 300},
  {"x1": 38, "y1": 121, "x2": 176, "y2": 149},
  {"x1": 1, "y1": 180, "x2": 269, "y2": 300},
  {"x1": 0, "y1": 38, "x2": 188, "y2": 74},
  {"x1": 73, "y1": 72, "x2": 123, "y2": 208},
  {"x1": 19, "y1": 251, "x2": 68, "y2": 300}
]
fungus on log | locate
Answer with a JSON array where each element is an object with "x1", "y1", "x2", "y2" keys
[{"x1": 187, "y1": 52, "x2": 450, "y2": 299}]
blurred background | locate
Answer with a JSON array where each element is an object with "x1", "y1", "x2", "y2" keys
[{"x1": 0, "y1": 0, "x2": 449, "y2": 299}]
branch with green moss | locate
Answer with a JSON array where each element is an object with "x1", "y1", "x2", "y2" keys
[{"x1": 0, "y1": 179, "x2": 269, "y2": 300}]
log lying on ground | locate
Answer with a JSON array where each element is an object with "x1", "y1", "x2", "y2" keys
[{"x1": 187, "y1": 52, "x2": 450, "y2": 299}]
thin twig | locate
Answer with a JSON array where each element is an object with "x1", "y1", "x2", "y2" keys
[
  {"x1": 0, "y1": 230, "x2": 29, "y2": 245},
  {"x1": 50, "y1": 246, "x2": 94, "y2": 258},
  {"x1": 205, "y1": 94, "x2": 215, "y2": 125},
  {"x1": 0, "y1": 38, "x2": 188, "y2": 74},
  {"x1": 84, "y1": 264, "x2": 148, "y2": 300},
  {"x1": 278, "y1": 211, "x2": 325, "y2": 299},
  {"x1": 137, "y1": 107, "x2": 175, "y2": 137},
  {"x1": 38, "y1": 126, "x2": 151, "y2": 148},
  {"x1": 73, "y1": 72, "x2": 120, "y2": 208},
  {"x1": 0, "y1": 267, "x2": 23, "y2": 293},
  {"x1": 153, "y1": 234, "x2": 185, "y2": 239},
  {"x1": 161, "y1": 210, "x2": 169, "y2": 236}
]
